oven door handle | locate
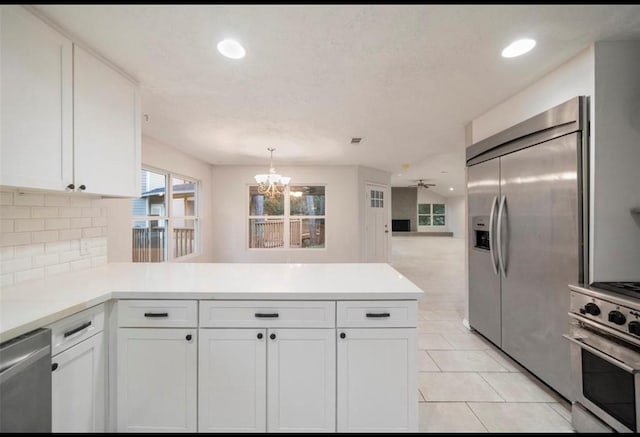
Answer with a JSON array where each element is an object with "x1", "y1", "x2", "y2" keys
[{"x1": 563, "y1": 334, "x2": 638, "y2": 374}]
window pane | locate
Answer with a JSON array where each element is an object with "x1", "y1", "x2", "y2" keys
[
  {"x1": 290, "y1": 186, "x2": 325, "y2": 216},
  {"x1": 132, "y1": 220, "x2": 167, "y2": 262},
  {"x1": 419, "y1": 215, "x2": 431, "y2": 226},
  {"x1": 433, "y1": 215, "x2": 446, "y2": 226},
  {"x1": 173, "y1": 219, "x2": 196, "y2": 258},
  {"x1": 249, "y1": 218, "x2": 284, "y2": 248},
  {"x1": 290, "y1": 218, "x2": 325, "y2": 248},
  {"x1": 418, "y1": 204, "x2": 431, "y2": 214},
  {"x1": 249, "y1": 186, "x2": 284, "y2": 216},
  {"x1": 132, "y1": 169, "x2": 166, "y2": 217},
  {"x1": 172, "y1": 177, "x2": 196, "y2": 217},
  {"x1": 433, "y1": 204, "x2": 445, "y2": 215}
]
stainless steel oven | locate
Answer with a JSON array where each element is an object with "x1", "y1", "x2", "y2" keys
[{"x1": 567, "y1": 285, "x2": 640, "y2": 433}]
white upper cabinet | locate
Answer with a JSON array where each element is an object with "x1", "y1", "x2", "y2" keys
[
  {"x1": 0, "y1": 6, "x2": 140, "y2": 197},
  {"x1": 73, "y1": 45, "x2": 140, "y2": 197},
  {"x1": 0, "y1": 6, "x2": 73, "y2": 191}
]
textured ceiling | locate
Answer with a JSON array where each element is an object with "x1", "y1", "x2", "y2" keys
[{"x1": 35, "y1": 5, "x2": 640, "y2": 196}]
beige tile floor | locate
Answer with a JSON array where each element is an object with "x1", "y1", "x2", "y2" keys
[{"x1": 390, "y1": 236, "x2": 574, "y2": 433}]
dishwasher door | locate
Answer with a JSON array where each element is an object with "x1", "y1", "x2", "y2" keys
[{"x1": 0, "y1": 328, "x2": 52, "y2": 432}]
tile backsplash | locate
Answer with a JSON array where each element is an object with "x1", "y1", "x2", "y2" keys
[{"x1": 0, "y1": 190, "x2": 108, "y2": 287}]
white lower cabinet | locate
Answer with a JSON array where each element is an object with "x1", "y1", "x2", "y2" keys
[
  {"x1": 198, "y1": 329, "x2": 267, "y2": 432},
  {"x1": 117, "y1": 328, "x2": 197, "y2": 432},
  {"x1": 336, "y1": 328, "x2": 417, "y2": 432},
  {"x1": 52, "y1": 331, "x2": 106, "y2": 432},
  {"x1": 267, "y1": 329, "x2": 335, "y2": 432},
  {"x1": 198, "y1": 328, "x2": 335, "y2": 433}
]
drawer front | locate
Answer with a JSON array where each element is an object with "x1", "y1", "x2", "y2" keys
[
  {"x1": 199, "y1": 301, "x2": 335, "y2": 328},
  {"x1": 336, "y1": 301, "x2": 417, "y2": 328},
  {"x1": 48, "y1": 303, "x2": 105, "y2": 356},
  {"x1": 117, "y1": 300, "x2": 198, "y2": 328}
]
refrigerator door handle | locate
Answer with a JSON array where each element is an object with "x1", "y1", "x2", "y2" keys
[
  {"x1": 488, "y1": 195, "x2": 499, "y2": 275},
  {"x1": 497, "y1": 195, "x2": 507, "y2": 277}
]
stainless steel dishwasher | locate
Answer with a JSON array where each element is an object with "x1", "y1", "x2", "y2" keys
[{"x1": 0, "y1": 328, "x2": 52, "y2": 432}]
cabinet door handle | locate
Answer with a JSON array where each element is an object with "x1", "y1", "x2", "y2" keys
[
  {"x1": 257, "y1": 333, "x2": 263, "y2": 340},
  {"x1": 366, "y1": 312, "x2": 391, "y2": 318},
  {"x1": 144, "y1": 312, "x2": 169, "y2": 318},
  {"x1": 340, "y1": 332, "x2": 346, "y2": 339},
  {"x1": 255, "y1": 313, "x2": 279, "y2": 318},
  {"x1": 63, "y1": 321, "x2": 92, "y2": 338},
  {"x1": 270, "y1": 333, "x2": 276, "y2": 340},
  {"x1": 78, "y1": 185, "x2": 86, "y2": 191},
  {"x1": 66, "y1": 184, "x2": 75, "y2": 190},
  {"x1": 51, "y1": 363, "x2": 58, "y2": 372},
  {"x1": 185, "y1": 334, "x2": 192, "y2": 341}
]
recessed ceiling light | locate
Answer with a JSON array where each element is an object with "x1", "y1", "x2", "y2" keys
[
  {"x1": 449, "y1": 187, "x2": 454, "y2": 191},
  {"x1": 217, "y1": 39, "x2": 246, "y2": 59},
  {"x1": 501, "y1": 38, "x2": 536, "y2": 58}
]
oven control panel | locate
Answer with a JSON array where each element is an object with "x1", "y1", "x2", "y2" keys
[{"x1": 570, "y1": 291, "x2": 640, "y2": 337}]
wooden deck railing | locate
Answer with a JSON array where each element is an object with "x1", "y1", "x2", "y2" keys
[{"x1": 132, "y1": 227, "x2": 194, "y2": 262}]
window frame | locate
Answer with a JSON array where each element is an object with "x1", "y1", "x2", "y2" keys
[
  {"x1": 417, "y1": 202, "x2": 446, "y2": 227},
  {"x1": 247, "y1": 183, "x2": 327, "y2": 251},
  {"x1": 132, "y1": 165, "x2": 200, "y2": 262}
]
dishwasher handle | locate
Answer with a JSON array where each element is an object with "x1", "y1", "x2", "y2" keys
[{"x1": 0, "y1": 346, "x2": 50, "y2": 384}]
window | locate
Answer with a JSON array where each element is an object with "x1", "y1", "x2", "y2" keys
[
  {"x1": 132, "y1": 168, "x2": 199, "y2": 262},
  {"x1": 418, "y1": 203, "x2": 445, "y2": 226},
  {"x1": 370, "y1": 189, "x2": 384, "y2": 208},
  {"x1": 249, "y1": 185, "x2": 325, "y2": 249}
]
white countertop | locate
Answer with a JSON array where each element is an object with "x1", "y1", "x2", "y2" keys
[{"x1": 0, "y1": 262, "x2": 423, "y2": 342}]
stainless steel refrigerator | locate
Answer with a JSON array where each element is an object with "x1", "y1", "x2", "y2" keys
[{"x1": 466, "y1": 96, "x2": 589, "y2": 400}]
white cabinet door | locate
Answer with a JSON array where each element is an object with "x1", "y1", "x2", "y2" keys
[
  {"x1": 73, "y1": 45, "x2": 140, "y2": 197},
  {"x1": 337, "y1": 328, "x2": 417, "y2": 432},
  {"x1": 267, "y1": 329, "x2": 335, "y2": 432},
  {"x1": 52, "y1": 331, "x2": 105, "y2": 432},
  {"x1": 199, "y1": 329, "x2": 266, "y2": 432},
  {"x1": 0, "y1": 6, "x2": 73, "y2": 190},
  {"x1": 117, "y1": 328, "x2": 197, "y2": 432}
]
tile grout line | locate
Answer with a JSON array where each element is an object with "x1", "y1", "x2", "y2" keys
[{"x1": 465, "y1": 402, "x2": 490, "y2": 433}]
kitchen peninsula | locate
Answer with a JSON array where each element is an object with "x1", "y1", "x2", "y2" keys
[{"x1": 0, "y1": 262, "x2": 422, "y2": 433}]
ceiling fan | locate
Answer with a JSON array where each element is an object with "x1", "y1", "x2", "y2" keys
[{"x1": 408, "y1": 179, "x2": 436, "y2": 189}]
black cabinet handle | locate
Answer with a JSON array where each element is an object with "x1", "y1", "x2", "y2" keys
[
  {"x1": 270, "y1": 333, "x2": 276, "y2": 340},
  {"x1": 66, "y1": 184, "x2": 75, "y2": 190},
  {"x1": 340, "y1": 332, "x2": 346, "y2": 339},
  {"x1": 257, "y1": 333, "x2": 263, "y2": 339},
  {"x1": 51, "y1": 363, "x2": 58, "y2": 372},
  {"x1": 255, "y1": 313, "x2": 279, "y2": 318},
  {"x1": 78, "y1": 185, "x2": 86, "y2": 191},
  {"x1": 185, "y1": 334, "x2": 192, "y2": 341},
  {"x1": 144, "y1": 312, "x2": 169, "y2": 318},
  {"x1": 63, "y1": 321, "x2": 92, "y2": 338},
  {"x1": 366, "y1": 312, "x2": 391, "y2": 318}
]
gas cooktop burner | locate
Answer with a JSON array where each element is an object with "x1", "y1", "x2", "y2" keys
[{"x1": 592, "y1": 282, "x2": 640, "y2": 298}]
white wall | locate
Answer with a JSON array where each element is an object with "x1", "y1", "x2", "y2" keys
[
  {"x1": 591, "y1": 41, "x2": 640, "y2": 281},
  {"x1": 211, "y1": 165, "x2": 361, "y2": 263},
  {"x1": 106, "y1": 135, "x2": 214, "y2": 263},
  {"x1": 447, "y1": 195, "x2": 465, "y2": 238},
  {"x1": 472, "y1": 46, "x2": 595, "y2": 143}
]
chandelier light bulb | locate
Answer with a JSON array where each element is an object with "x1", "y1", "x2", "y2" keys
[{"x1": 254, "y1": 148, "x2": 290, "y2": 198}]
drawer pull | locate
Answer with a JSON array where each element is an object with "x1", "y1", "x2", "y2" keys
[
  {"x1": 255, "y1": 313, "x2": 279, "y2": 318},
  {"x1": 144, "y1": 312, "x2": 169, "y2": 318},
  {"x1": 366, "y1": 312, "x2": 391, "y2": 318},
  {"x1": 63, "y1": 321, "x2": 92, "y2": 338}
]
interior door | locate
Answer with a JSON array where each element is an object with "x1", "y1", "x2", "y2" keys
[
  {"x1": 499, "y1": 133, "x2": 579, "y2": 400},
  {"x1": 365, "y1": 184, "x2": 390, "y2": 262},
  {"x1": 467, "y1": 158, "x2": 502, "y2": 346}
]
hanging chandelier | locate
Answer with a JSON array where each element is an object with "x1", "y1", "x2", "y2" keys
[{"x1": 254, "y1": 148, "x2": 290, "y2": 199}]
